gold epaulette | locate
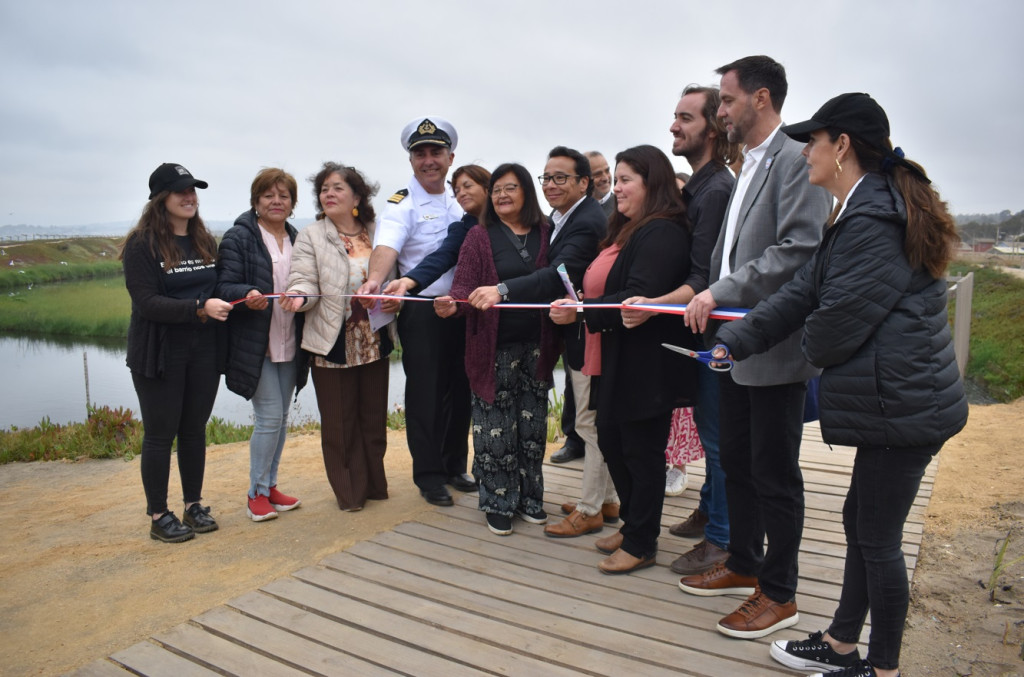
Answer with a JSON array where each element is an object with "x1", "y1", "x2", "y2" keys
[{"x1": 387, "y1": 189, "x2": 409, "y2": 204}]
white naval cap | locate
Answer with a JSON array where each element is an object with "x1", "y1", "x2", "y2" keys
[{"x1": 400, "y1": 116, "x2": 458, "y2": 152}]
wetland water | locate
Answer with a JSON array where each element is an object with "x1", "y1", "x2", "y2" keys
[{"x1": 1, "y1": 334, "x2": 565, "y2": 430}]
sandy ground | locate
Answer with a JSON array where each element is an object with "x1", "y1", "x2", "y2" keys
[{"x1": 0, "y1": 402, "x2": 1022, "y2": 677}]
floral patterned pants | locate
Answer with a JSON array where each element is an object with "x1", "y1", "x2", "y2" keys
[{"x1": 471, "y1": 342, "x2": 549, "y2": 518}]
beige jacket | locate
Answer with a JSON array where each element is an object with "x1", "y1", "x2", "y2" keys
[{"x1": 287, "y1": 217, "x2": 397, "y2": 356}]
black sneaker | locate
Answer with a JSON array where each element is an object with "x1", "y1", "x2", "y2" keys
[
  {"x1": 809, "y1": 660, "x2": 891, "y2": 677},
  {"x1": 770, "y1": 631, "x2": 861, "y2": 672},
  {"x1": 515, "y1": 507, "x2": 548, "y2": 524},
  {"x1": 150, "y1": 511, "x2": 195, "y2": 543},
  {"x1": 183, "y1": 503, "x2": 219, "y2": 533},
  {"x1": 486, "y1": 513, "x2": 513, "y2": 536}
]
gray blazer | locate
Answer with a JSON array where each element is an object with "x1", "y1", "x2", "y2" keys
[{"x1": 708, "y1": 131, "x2": 832, "y2": 386}]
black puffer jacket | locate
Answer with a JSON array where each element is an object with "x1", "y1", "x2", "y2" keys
[
  {"x1": 215, "y1": 210, "x2": 308, "y2": 400},
  {"x1": 715, "y1": 172, "x2": 967, "y2": 448}
]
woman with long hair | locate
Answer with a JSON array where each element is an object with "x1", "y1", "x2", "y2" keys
[
  {"x1": 710, "y1": 94, "x2": 968, "y2": 677},
  {"x1": 121, "y1": 163, "x2": 233, "y2": 543},
  {"x1": 550, "y1": 144, "x2": 696, "y2": 574},
  {"x1": 216, "y1": 168, "x2": 308, "y2": 521},
  {"x1": 434, "y1": 163, "x2": 559, "y2": 536},
  {"x1": 280, "y1": 163, "x2": 395, "y2": 512}
]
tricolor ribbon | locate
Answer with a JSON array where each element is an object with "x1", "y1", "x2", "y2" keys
[{"x1": 232, "y1": 292, "x2": 748, "y2": 321}]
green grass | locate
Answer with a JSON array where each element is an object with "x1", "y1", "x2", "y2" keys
[
  {"x1": 0, "y1": 407, "x2": 326, "y2": 464},
  {"x1": 949, "y1": 264, "x2": 1024, "y2": 402},
  {"x1": 0, "y1": 277, "x2": 131, "y2": 336}
]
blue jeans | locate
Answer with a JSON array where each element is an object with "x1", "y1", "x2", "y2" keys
[
  {"x1": 827, "y1": 444, "x2": 938, "y2": 670},
  {"x1": 249, "y1": 357, "x2": 297, "y2": 499},
  {"x1": 693, "y1": 367, "x2": 728, "y2": 549}
]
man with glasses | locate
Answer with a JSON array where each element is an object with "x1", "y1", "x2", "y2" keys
[
  {"x1": 586, "y1": 151, "x2": 616, "y2": 218},
  {"x1": 465, "y1": 145, "x2": 615, "y2": 539},
  {"x1": 357, "y1": 116, "x2": 474, "y2": 508}
]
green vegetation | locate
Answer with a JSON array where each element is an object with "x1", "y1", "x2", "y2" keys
[
  {"x1": 547, "y1": 390, "x2": 564, "y2": 443},
  {"x1": 0, "y1": 237, "x2": 122, "y2": 289},
  {"x1": 0, "y1": 407, "x2": 325, "y2": 464},
  {"x1": 949, "y1": 264, "x2": 1024, "y2": 402},
  {"x1": 0, "y1": 277, "x2": 131, "y2": 336}
]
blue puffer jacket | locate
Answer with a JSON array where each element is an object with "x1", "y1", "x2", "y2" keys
[
  {"x1": 715, "y1": 172, "x2": 968, "y2": 448},
  {"x1": 215, "y1": 209, "x2": 308, "y2": 400}
]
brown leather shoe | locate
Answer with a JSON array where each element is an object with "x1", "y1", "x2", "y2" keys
[
  {"x1": 544, "y1": 510, "x2": 604, "y2": 538},
  {"x1": 598, "y1": 548, "x2": 657, "y2": 575},
  {"x1": 717, "y1": 589, "x2": 799, "y2": 639},
  {"x1": 561, "y1": 501, "x2": 620, "y2": 524},
  {"x1": 670, "y1": 539, "x2": 730, "y2": 575},
  {"x1": 678, "y1": 561, "x2": 757, "y2": 597},
  {"x1": 669, "y1": 507, "x2": 708, "y2": 538},
  {"x1": 595, "y1": 531, "x2": 623, "y2": 554}
]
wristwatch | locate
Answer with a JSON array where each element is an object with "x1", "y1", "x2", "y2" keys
[{"x1": 496, "y1": 282, "x2": 509, "y2": 302}]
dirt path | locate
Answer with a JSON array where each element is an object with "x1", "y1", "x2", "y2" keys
[{"x1": 1, "y1": 403, "x2": 1022, "y2": 676}]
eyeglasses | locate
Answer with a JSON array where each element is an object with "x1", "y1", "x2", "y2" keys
[
  {"x1": 537, "y1": 174, "x2": 580, "y2": 186},
  {"x1": 491, "y1": 184, "x2": 520, "y2": 196}
]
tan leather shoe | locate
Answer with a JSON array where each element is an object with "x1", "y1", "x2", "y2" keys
[
  {"x1": 678, "y1": 561, "x2": 758, "y2": 597},
  {"x1": 595, "y1": 530, "x2": 624, "y2": 554},
  {"x1": 561, "y1": 502, "x2": 620, "y2": 524},
  {"x1": 598, "y1": 548, "x2": 657, "y2": 575},
  {"x1": 717, "y1": 589, "x2": 799, "y2": 639},
  {"x1": 544, "y1": 510, "x2": 604, "y2": 538}
]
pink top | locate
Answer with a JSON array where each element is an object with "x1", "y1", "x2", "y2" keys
[
  {"x1": 258, "y1": 224, "x2": 296, "y2": 362},
  {"x1": 581, "y1": 244, "x2": 621, "y2": 377}
]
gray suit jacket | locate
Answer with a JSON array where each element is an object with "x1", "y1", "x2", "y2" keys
[{"x1": 708, "y1": 131, "x2": 832, "y2": 386}]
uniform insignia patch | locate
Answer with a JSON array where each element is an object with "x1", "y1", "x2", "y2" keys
[{"x1": 388, "y1": 188, "x2": 409, "y2": 204}]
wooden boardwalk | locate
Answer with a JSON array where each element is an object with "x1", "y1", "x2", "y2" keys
[{"x1": 74, "y1": 423, "x2": 935, "y2": 676}]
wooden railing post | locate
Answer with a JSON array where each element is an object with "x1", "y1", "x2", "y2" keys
[{"x1": 949, "y1": 272, "x2": 973, "y2": 379}]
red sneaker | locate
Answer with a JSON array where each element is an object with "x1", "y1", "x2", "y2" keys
[
  {"x1": 268, "y1": 485, "x2": 301, "y2": 512},
  {"x1": 247, "y1": 494, "x2": 278, "y2": 522}
]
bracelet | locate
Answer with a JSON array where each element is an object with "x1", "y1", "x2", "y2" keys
[{"x1": 196, "y1": 300, "x2": 208, "y2": 323}]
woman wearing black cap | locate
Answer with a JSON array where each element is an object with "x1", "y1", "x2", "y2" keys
[
  {"x1": 707, "y1": 95, "x2": 968, "y2": 677},
  {"x1": 121, "y1": 163, "x2": 233, "y2": 543}
]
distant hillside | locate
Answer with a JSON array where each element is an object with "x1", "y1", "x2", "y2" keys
[{"x1": 0, "y1": 221, "x2": 235, "y2": 239}]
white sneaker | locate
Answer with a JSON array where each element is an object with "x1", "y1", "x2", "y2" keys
[{"x1": 666, "y1": 465, "x2": 687, "y2": 496}]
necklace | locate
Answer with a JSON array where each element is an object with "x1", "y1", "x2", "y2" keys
[{"x1": 338, "y1": 226, "x2": 369, "y2": 255}]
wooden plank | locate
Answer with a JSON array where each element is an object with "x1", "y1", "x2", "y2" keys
[
  {"x1": 153, "y1": 622, "x2": 309, "y2": 676},
  {"x1": 108, "y1": 641, "x2": 222, "y2": 677},
  {"x1": 194, "y1": 604, "x2": 399, "y2": 676},
  {"x1": 226, "y1": 591, "x2": 486, "y2": 677},
  {"x1": 304, "y1": 555, "x2": 792, "y2": 676},
  {"x1": 259, "y1": 576, "x2": 587, "y2": 677}
]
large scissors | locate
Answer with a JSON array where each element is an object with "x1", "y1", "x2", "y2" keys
[{"x1": 661, "y1": 343, "x2": 733, "y2": 372}]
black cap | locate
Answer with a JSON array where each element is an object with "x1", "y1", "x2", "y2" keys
[
  {"x1": 148, "y1": 163, "x2": 209, "y2": 199},
  {"x1": 401, "y1": 117, "x2": 457, "y2": 151},
  {"x1": 781, "y1": 93, "x2": 890, "y2": 150}
]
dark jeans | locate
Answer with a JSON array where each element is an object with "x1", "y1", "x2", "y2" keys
[
  {"x1": 828, "y1": 444, "x2": 939, "y2": 670},
  {"x1": 720, "y1": 377, "x2": 806, "y2": 603},
  {"x1": 132, "y1": 327, "x2": 220, "y2": 516},
  {"x1": 397, "y1": 301, "x2": 471, "y2": 491},
  {"x1": 693, "y1": 367, "x2": 728, "y2": 549},
  {"x1": 597, "y1": 410, "x2": 672, "y2": 559}
]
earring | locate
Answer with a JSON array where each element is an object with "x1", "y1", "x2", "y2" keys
[
  {"x1": 352, "y1": 207, "x2": 359, "y2": 217},
  {"x1": 834, "y1": 157, "x2": 843, "y2": 180}
]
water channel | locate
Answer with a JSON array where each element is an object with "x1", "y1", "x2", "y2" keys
[{"x1": 1, "y1": 334, "x2": 564, "y2": 430}]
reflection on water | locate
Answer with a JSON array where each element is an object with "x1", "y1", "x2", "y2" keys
[
  {"x1": 1, "y1": 333, "x2": 565, "y2": 430},
  {"x1": 0, "y1": 333, "x2": 405, "y2": 429}
]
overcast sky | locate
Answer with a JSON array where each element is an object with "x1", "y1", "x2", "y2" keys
[{"x1": 1, "y1": 0, "x2": 1021, "y2": 227}]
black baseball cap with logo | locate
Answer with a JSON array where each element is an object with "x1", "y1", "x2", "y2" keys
[
  {"x1": 148, "y1": 163, "x2": 209, "y2": 199},
  {"x1": 781, "y1": 92, "x2": 890, "y2": 151}
]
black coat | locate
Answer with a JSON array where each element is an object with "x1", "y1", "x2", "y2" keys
[
  {"x1": 215, "y1": 210, "x2": 308, "y2": 400},
  {"x1": 503, "y1": 196, "x2": 608, "y2": 368},
  {"x1": 715, "y1": 173, "x2": 968, "y2": 448},
  {"x1": 583, "y1": 218, "x2": 696, "y2": 422}
]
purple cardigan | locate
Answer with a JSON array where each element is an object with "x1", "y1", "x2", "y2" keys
[{"x1": 451, "y1": 222, "x2": 560, "y2": 404}]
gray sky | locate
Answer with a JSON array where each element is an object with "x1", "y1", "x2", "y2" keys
[{"x1": 1, "y1": 0, "x2": 1020, "y2": 227}]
